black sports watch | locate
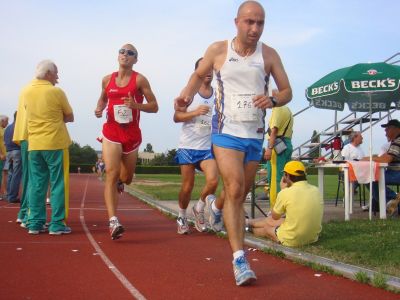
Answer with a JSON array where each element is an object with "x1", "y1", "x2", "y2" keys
[{"x1": 270, "y1": 97, "x2": 277, "y2": 107}]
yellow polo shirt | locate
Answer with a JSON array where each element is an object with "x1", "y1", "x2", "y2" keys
[
  {"x1": 13, "y1": 88, "x2": 29, "y2": 144},
  {"x1": 23, "y1": 79, "x2": 73, "y2": 151},
  {"x1": 266, "y1": 106, "x2": 293, "y2": 139},
  {"x1": 273, "y1": 181, "x2": 323, "y2": 247}
]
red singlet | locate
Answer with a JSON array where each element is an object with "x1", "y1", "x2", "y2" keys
[{"x1": 102, "y1": 71, "x2": 144, "y2": 154}]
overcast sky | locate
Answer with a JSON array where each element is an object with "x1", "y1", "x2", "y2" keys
[{"x1": 1, "y1": 0, "x2": 399, "y2": 155}]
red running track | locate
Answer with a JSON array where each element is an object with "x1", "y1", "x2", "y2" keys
[{"x1": 0, "y1": 174, "x2": 397, "y2": 299}]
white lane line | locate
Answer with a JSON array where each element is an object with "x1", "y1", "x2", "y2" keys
[{"x1": 80, "y1": 176, "x2": 147, "y2": 300}]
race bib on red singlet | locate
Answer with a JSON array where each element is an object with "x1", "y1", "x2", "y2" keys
[{"x1": 114, "y1": 105, "x2": 133, "y2": 124}]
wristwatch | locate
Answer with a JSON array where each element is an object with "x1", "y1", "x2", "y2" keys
[
  {"x1": 268, "y1": 145, "x2": 274, "y2": 150},
  {"x1": 270, "y1": 96, "x2": 277, "y2": 107}
]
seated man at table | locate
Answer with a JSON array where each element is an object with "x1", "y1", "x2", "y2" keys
[
  {"x1": 341, "y1": 131, "x2": 365, "y2": 160},
  {"x1": 362, "y1": 119, "x2": 400, "y2": 215},
  {"x1": 246, "y1": 161, "x2": 323, "y2": 247},
  {"x1": 342, "y1": 131, "x2": 367, "y2": 209}
]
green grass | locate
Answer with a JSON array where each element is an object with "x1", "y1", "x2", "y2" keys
[
  {"x1": 132, "y1": 174, "x2": 341, "y2": 201},
  {"x1": 131, "y1": 174, "x2": 224, "y2": 200},
  {"x1": 130, "y1": 173, "x2": 400, "y2": 280},
  {"x1": 355, "y1": 271, "x2": 371, "y2": 284},
  {"x1": 300, "y1": 219, "x2": 400, "y2": 277}
]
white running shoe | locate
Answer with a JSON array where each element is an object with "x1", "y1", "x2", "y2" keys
[
  {"x1": 192, "y1": 205, "x2": 207, "y2": 232},
  {"x1": 176, "y1": 216, "x2": 190, "y2": 234},
  {"x1": 109, "y1": 219, "x2": 125, "y2": 240},
  {"x1": 206, "y1": 195, "x2": 223, "y2": 232}
]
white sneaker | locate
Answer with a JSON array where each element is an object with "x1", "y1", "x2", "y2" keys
[
  {"x1": 206, "y1": 195, "x2": 223, "y2": 232},
  {"x1": 176, "y1": 216, "x2": 190, "y2": 234},
  {"x1": 109, "y1": 219, "x2": 125, "y2": 240},
  {"x1": 192, "y1": 205, "x2": 207, "y2": 232}
]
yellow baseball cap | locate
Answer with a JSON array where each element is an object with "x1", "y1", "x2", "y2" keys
[{"x1": 283, "y1": 161, "x2": 306, "y2": 176}]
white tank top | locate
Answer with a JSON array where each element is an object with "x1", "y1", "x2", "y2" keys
[
  {"x1": 178, "y1": 89, "x2": 214, "y2": 150},
  {"x1": 213, "y1": 39, "x2": 267, "y2": 139}
]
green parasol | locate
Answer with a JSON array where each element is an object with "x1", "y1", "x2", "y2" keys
[{"x1": 306, "y1": 62, "x2": 400, "y2": 220}]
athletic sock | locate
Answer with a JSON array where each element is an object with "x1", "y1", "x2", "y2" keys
[
  {"x1": 233, "y1": 250, "x2": 245, "y2": 260},
  {"x1": 178, "y1": 209, "x2": 187, "y2": 218},
  {"x1": 196, "y1": 199, "x2": 205, "y2": 212},
  {"x1": 109, "y1": 216, "x2": 118, "y2": 223}
]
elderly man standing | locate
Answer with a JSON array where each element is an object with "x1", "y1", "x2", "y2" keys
[
  {"x1": 4, "y1": 112, "x2": 22, "y2": 203},
  {"x1": 175, "y1": 1, "x2": 292, "y2": 286},
  {"x1": 0, "y1": 115, "x2": 9, "y2": 200},
  {"x1": 23, "y1": 60, "x2": 74, "y2": 235},
  {"x1": 362, "y1": 119, "x2": 400, "y2": 215}
]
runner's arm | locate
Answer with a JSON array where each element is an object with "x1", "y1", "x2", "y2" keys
[
  {"x1": 173, "y1": 105, "x2": 210, "y2": 123},
  {"x1": 94, "y1": 75, "x2": 111, "y2": 118},
  {"x1": 175, "y1": 42, "x2": 219, "y2": 107}
]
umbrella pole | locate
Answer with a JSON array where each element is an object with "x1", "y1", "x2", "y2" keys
[{"x1": 369, "y1": 93, "x2": 373, "y2": 220}]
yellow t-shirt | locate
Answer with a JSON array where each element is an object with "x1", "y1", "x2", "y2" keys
[
  {"x1": 266, "y1": 106, "x2": 293, "y2": 139},
  {"x1": 24, "y1": 79, "x2": 73, "y2": 151},
  {"x1": 13, "y1": 88, "x2": 29, "y2": 144},
  {"x1": 273, "y1": 181, "x2": 323, "y2": 247},
  {"x1": 0, "y1": 127, "x2": 6, "y2": 155}
]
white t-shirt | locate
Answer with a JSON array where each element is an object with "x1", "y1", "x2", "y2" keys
[{"x1": 341, "y1": 143, "x2": 365, "y2": 160}]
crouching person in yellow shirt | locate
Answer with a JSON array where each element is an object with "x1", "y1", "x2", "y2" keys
[
  {"x1": 247, "y1": 161, "x2": 323, "y2": 247},
  {"x1": 23, "y1": 60, "x2": 74, "y2": 235}
]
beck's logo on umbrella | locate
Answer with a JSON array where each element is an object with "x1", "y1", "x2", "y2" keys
[
  {"x1": 306, "y1": 62, "x2": 400, "y2": 112},
  {"x1": 366, "y1": 69, "x2": 379, "y2": 75}
]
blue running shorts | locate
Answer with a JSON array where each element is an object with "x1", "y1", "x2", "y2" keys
[
  {"x1": 175, "y1": 148, "x2": 213, "y2": 170},
  {"x1": 211, "y1": 133, "x2": 263, "y2": 163}
]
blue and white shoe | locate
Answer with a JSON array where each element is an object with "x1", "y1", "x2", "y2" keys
[
  {"x1": 49, "y1": 226, "x2": 72, "y2": 235},
  {"x1": 233, "y1": 256, "x2": 257, "y2": 286},
  {"x1": 206, "y1": 195, "x2": 223, "y2": 232}
]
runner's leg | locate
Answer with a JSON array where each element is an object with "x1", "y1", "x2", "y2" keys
[
  {"x1": 102, "y1": 140, "x2": 122, "y2": 218},
  {"x1": 213, "y1": 145, "x2": 245, "y2": 252}
]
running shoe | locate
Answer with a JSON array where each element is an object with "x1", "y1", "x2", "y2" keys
[
  {"x1": 176, "y1": 216, "x2": 190, "y2": 234},
  {"x1": 49, "y1": 226, "x2": 72, "y2": 235},
  {"x1": 117, "y1": 180, "x2": 124, "y2": 194},
  {"x1": 28, "y1": 225, "x2": 47, "y2": 235},
  {"x1": 109, "y1": 219, "x2": 125, "y2": 240},
  {"x1": 386, "y1": 198, "x2": 400, "y2": 216},
  {"x1": 16, "y1": 218, "x2": 22, "y2": 224},
  {"x1": 206, "y1": 195, "x2": 223, "y2": 232},
  {"x1": 232, "y1": 255, "x2": 257, "y2": 286},
  {"x1": 192, "y1": 205, "x2": 207, "y2": 232}
]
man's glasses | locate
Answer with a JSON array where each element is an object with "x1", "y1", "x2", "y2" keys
[{"x1": 119, "y1": 48, "x2": 137, "y2": 57}]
